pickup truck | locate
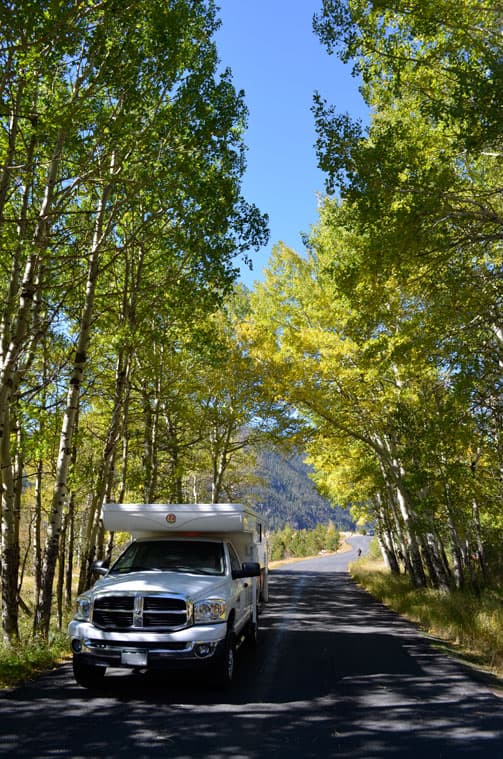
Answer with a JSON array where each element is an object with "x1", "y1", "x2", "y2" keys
[{"x1": 68, "y1": 503, "x2": 268, "y2": 689}]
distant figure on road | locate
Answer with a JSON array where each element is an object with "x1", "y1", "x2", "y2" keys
[{"x1": 357, "y1": 548, "x2": 362, "y2": 557}]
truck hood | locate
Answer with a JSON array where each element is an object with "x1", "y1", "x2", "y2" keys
[{"x1": 91, "y1": 571, "x2": 228, "y2": 601}]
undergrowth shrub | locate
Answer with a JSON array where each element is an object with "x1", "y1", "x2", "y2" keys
[
  {"x1": 269, "y1": 522, "x2": 341, "y2": 561},
  {"x1": 0, "y1": 630, "x2": 70, "y2": 689}
]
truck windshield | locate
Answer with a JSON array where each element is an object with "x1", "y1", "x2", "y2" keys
[{"x1": 109, "y1": 540, "x2": 225, "y2": 576}]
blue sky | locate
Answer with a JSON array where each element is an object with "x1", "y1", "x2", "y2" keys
[{"x1": 214, "y1": 0, "x2": 369, "y2": 287}]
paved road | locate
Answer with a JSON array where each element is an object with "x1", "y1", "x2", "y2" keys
[{"x1": 1, "y1": 537, "x2": 502, "y2": 758}]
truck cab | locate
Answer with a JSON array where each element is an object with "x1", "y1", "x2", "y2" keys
[{"x1": 68, "y1": 503, "x2": 268, "y2": 689}]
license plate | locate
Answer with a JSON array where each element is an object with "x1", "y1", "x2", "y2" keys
[{"x1": 121, "y1": 650, "x2": 148, "y2": 667}]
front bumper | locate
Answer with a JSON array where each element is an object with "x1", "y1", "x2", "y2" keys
[{"x1": 68, "y1": 620, "x2": 227, "y2": 670}]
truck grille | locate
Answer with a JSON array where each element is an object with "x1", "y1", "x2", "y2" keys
[{"x1": 92, "y1": 594, "x2": 189, "y2": 631}]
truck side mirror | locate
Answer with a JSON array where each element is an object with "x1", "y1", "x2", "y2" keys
[
  {"x1": 232, "y1": 561, "x2": 261, "y2": 579},
  {"x1": 92, "y1": 559, "x2": 109, "y2": 576}
]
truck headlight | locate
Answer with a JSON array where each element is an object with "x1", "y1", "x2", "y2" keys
[
  {"x1": 74, "y1": 595, "x2": 92, "y2": 622},
  {"x1": 194, "y1": 599, "x2": 226, "y2": 624}
]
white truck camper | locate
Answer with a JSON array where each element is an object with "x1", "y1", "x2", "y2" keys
[{"x1": 68, "y1": 503, "x2": 268, "y2": 689}]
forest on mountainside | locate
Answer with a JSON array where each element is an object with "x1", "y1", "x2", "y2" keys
[{"x1": 252, "y1": 449, "x2": 355, "y2": 531}]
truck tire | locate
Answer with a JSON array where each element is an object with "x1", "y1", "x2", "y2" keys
[
  {"x1": 72, "y1": 655, "x2": 106, "y2": 689},
  {"x1": 215, "y1": 627, "x2": 236, "y2": 686},
  {"x1": 246, "y1": 606, "x2": 259, "y2": 648}
]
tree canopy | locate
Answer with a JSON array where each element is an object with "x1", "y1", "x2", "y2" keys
[
  {"x1": 1, "y1": 0, "x2": 501, "y2": 646},
  {"x1": 0, "y1": 0, "x2": 268, "y2": 641},
  {"x1": 242, "y1": 0, "x2": 502, "y2": 592}
]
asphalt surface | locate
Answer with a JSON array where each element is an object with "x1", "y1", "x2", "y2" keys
[{"x1": 1, "y1": 536, "x2": 502, "y2": 758}]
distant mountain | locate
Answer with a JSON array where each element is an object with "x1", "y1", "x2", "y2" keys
[{"x1": 251, "y1": 448, "x2": 354, "y2": 531}]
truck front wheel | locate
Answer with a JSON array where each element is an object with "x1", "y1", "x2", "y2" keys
[
  {"x1": 246, "y1": 606, "x2": 259, "y2": 648},
  {"x1": 72, "y1": 655, "x2": 106, "y2": 689},
  {"x1": 214, "y1": 628, "x2": 236, "y2": 686}
]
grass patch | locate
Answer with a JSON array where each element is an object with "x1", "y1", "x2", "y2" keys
[
  {"x1": 350, "y1": 558, "x2": 503, "y2": 683},
  {"x1": 0, "y1": 583, "x2": 73, "y2": 689},
  {"x1": 0, "y1": 630, "x2": 71, "y2": 690}
]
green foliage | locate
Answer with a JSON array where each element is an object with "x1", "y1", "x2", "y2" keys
[
  {"x1": 367, "y1": 537, "x2": 382, "y2": 561},
  {"x1": 242, "y1": 0, "x2": 503, "y2": 596},
  {"x1": 269, "y1": 522, "x2": 341, "y2": 561},
  {"x1": 0, "y1": 0, "x2": 270, "y2": 639}
]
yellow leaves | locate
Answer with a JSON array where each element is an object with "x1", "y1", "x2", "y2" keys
[{"x1": 306, "y1": 435, "x2": 379, "y2": 508}]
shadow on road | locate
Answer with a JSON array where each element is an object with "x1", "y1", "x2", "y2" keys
[{"x1": 1, "y1": 568, "x2": 502, "y2": 759}]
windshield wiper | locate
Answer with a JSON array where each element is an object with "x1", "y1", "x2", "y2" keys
[{"x1": 111, "y1": 566, "x2": 162, "y2": 574}]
